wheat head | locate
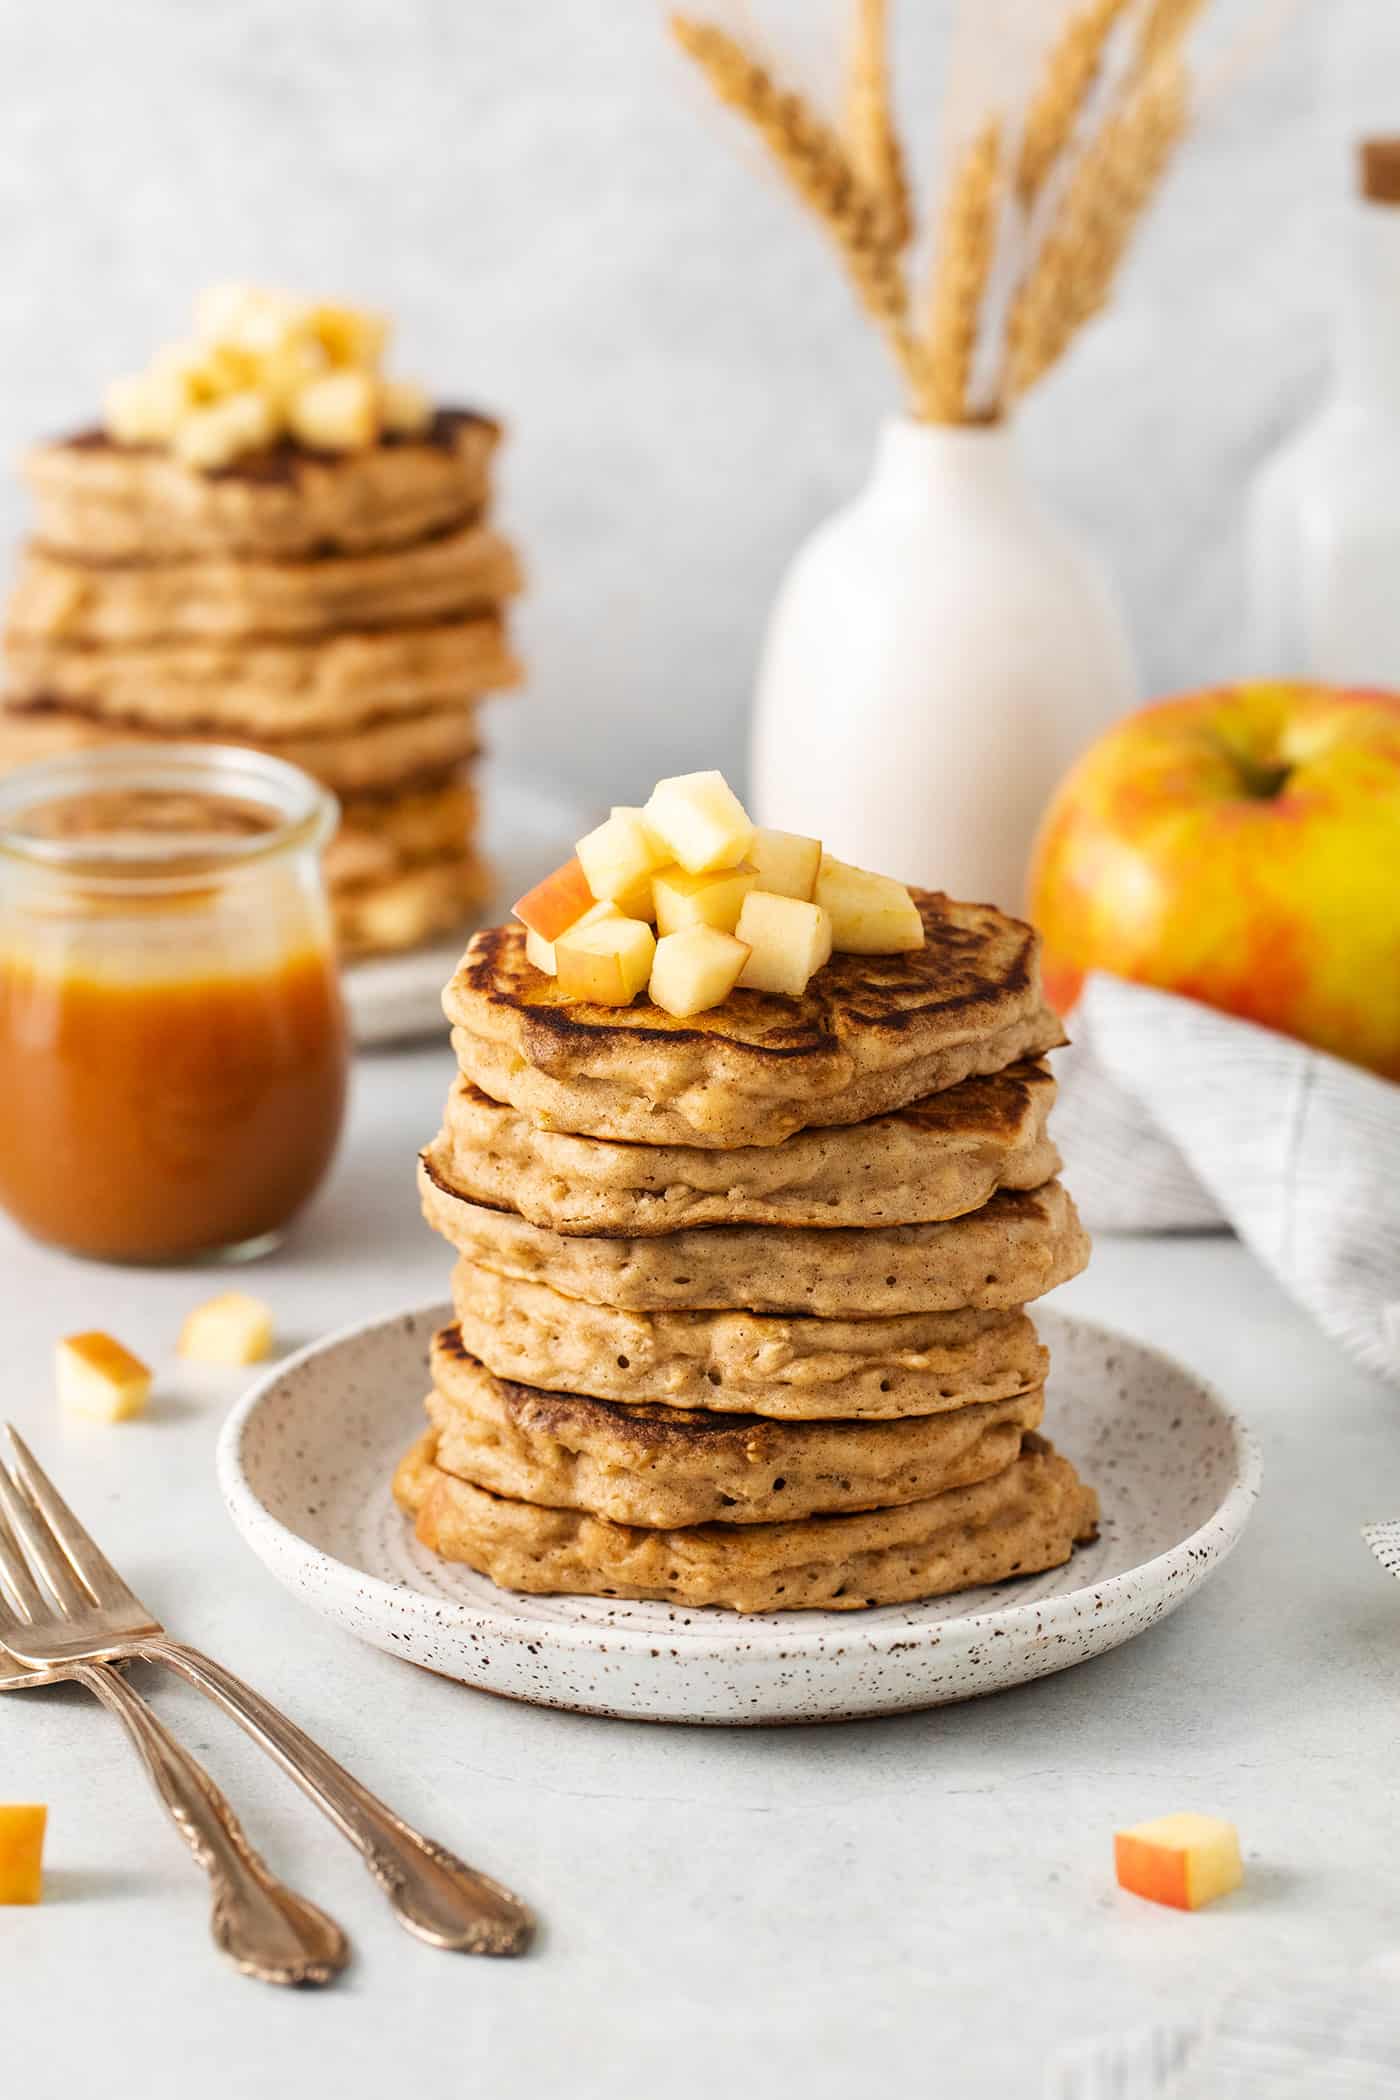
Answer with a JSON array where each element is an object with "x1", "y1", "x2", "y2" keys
[
  {"x1": 672, "y1": 14, "x2": 916, "y2": 383},
  {"x1": 1006, "y1": 55, "x2": 1187, "y2": 396},
  {"x1": 1017, "y1": 0, "x2": 1134, "y2": 205},
  {"x1": 845, "y1": 0, "x2": 913, "y2": 249},
  {"x1": 915, "y1": 116, "x2": 1004, "y2": 423}
]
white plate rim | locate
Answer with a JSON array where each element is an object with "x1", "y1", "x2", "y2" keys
[{"x1": 217, "y1": 1300, "x2": 1262, "y2": 1669}]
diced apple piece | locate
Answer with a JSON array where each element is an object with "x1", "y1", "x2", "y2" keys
[
  {"x1": 513, "y1": 858, "x2": 596, "y2": 942},
  {"x1": 525, "y1": 900, "x2": 618, "y2": 976},
  {"x1": 379, "y1": 378, "x2": 433, "y2": 434},
  {"x1": 0, "y1": 1806, "x2": 47, "y2": 1905},
  {"x1": 734, "y1": 892, "x2": 833, "y2": 998},
  {"x1": 576, "y1": 808, "x2": 668, "y2": 910},
  {"x1": 748, "y1": 828, "x2": 822, "y2": 902},
  {"x1": 1114, "y1": 1814, "x2": 1244, "y2": 1912},
  {"x1": 178, "y1": 1291, "x2": 273, "y2": 1367},
  {"x1": 642, "y1": 771, "x2": 754, "y2": 875},
  {"x1": 287, "y1": 369, "x2": 378, "y2": 451},
  {"x1": 56, "y1": 1333, "x2": 151, "y2": 1423},
  {"x1": 555, "y1": 915, "x2": 656, "y2": 1006},
  {"x1": 652, "y1": 862, "x2": 757, "y2": 938},
  {"x1": 649, "y1": 926, "x2": 750, "y2": 1018},
  {"x1": 814, "y1": 856, "x2": 925, "y2": 954}
]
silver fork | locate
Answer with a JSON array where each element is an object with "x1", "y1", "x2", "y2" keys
[
  {"x1": 0, "y1": 1496, "x2": 349, "y2": 1986},
  {"x1": 0, "y1": 1425, "x2": 533, "y2": 1956}
]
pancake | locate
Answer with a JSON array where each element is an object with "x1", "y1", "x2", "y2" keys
[
  {"x1": 421, "y1": 1148, "x2": 1090, "y2": 1316},
  {"x1": 445, "y1": 891, "x2": 1065, "y2": 1148},
  {"x1": 325, "y1": 773, "x2": 477, "y2": 891},
  {"x1": 439, "y1": 1061, "x2": 1058, "y2": 1235},
  {"x1": 7, "y1": 522, "x2": 522, "y2": 644},
  {"x1": 21, "y1": 410, "x2": 499, "y2": 559},
  {"x1": 394, "y1": 1429, "x2": 1099, "y2": 1612},
  {"x1": 449, "y1": 1262, "x2": 1048, "y2": 1419},
  {"x1": 4, "y1": 617, "x2": 519, "y2": 736},
  {"x1": 424, "y1": 1331, "x2": 1045, "y2": 1526},
  {"x1": 336, "y1": 850, "x2": 490, "y2": 960},
  {"x1": 0, "y1": 696, "x2": 484, "y2": 796}
]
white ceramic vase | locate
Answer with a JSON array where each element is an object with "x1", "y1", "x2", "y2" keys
[{"x1": 749, "y1": 417, "x2": 1139, "y2": 909}]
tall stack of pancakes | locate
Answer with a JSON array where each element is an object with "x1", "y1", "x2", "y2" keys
[
  {"x1": 0, "y1": 413, "x2": 522, "y2": 957},
  {"x1": 399, "y1": 888, "x2": 1099, "y2": 1614}
]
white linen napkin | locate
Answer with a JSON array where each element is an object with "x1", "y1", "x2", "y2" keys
[{"x1": 1052, "y1": 974, "x2": 1400, "y2": 1388}]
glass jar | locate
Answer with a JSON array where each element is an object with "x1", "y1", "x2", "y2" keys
[{"x1": 0, "y1": 745, "x2": 349, "y2": 1264}]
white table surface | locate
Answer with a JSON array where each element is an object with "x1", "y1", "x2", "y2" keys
[{"x1": 4, "y1": 1038, "x2": 1396, "y2": 2100}]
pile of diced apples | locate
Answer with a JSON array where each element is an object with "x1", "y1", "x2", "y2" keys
[{"x1": 512, "y1": 770, "x2": 924, "y2": 1018}]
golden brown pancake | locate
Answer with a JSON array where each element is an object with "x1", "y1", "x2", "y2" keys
[
  {"x1": 395, "y1": 1428, "x2": 1099, "y2": 1612},
  {"x1": 438, "y1": 1061, "x2": 1058, "y2": 1234},
  {"x1": 22, "y1": 409, "x2": 499, "y2": 559},
  {"x1": 424, "y1": 1329, "x2": 1045, "y2": 1525},
  {"x1": 444, "y1": 890, "x2": 1065, "y2": 1148},
  {"x1": 420, "y1": 1148, "x2": 1090, "y2": 1316},
  {"x1": 448, "y1": 1262, "x2": 1049, "y2": 1420}
]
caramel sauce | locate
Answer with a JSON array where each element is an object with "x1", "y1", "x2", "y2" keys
[{"x1": 0, "y1": 944, "x2": 347, "y2": 1262}]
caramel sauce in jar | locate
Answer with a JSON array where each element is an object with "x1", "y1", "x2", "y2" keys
[{"x1": 0, "y1": 749, "x2": 348, "y2": 1264}]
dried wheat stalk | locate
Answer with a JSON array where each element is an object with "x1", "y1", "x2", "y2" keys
[
  {"x1": 1005, "y1": 53, "x2": 1188, "y2": 396},
  {"x1": 1136, "y1": 0, "x2": 1210, "y2": 70},
  {"x1": 845, "y1": 0, "x2": 913, "y2": 249},
  {"x1": 671, "y1": 14, "x2": 917, "y2": 385},
  {"x1": 1017, "y1": 0, "x2": 1134, "y2": 205},
  {"x1": 914, "y1": 117, "x2": 1003, "y2": 423}
]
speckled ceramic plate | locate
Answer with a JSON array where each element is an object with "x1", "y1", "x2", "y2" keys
[
  {"x1": 344, "y1": 770, "x2": 591, "y2": 1047},
  {"x1": 217, "y1": 1305, "x2": 1260, "y2": 1726}
]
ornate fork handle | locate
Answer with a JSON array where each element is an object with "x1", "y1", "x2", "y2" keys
[
  {"x1": 139, "y1": 1638, "x2": 534, "y2": 1956},
  {"x1": 70, "y1": 1661, "x2": 348, "y2": 1987}
]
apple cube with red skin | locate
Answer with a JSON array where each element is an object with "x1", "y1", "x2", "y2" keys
[
  {"x1": 526, "y1": 900, "x2": 618, "y2": 976},
  {"x1": 649, "y1": 926, "x2": 750, "y2": 1018},
  {"x1": 734, "y1": 892, "x2": 833, "y2": 998},
  {"x1": 555, "y1": 915, "x2": 656, "y2": 1006},
  {"x1": 513, "y1": 858, "x2": 595, "y2": 943},
  {"x1": 0, "y1": 1805, "x2": 47, "y2": 1904},
  {"x1": 1114, "y1": 1813, "x2": 1243, "y2": 1911},
  {"x1": 643, "y1": 771, "x2": 754, "y2": 876}
]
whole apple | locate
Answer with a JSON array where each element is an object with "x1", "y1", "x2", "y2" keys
[{"x1": 1029, "y1": 682, "x2": 1400, "y2": 1081}]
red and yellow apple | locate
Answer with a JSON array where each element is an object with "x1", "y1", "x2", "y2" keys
[{"x1": 1029, "y1": 683, "x2": 1400, "y2": 1081}]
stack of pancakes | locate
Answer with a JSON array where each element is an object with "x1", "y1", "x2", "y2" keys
[
  {"x1": 398, "y1": 888, "x2": 1099, "y2": 1614},
  {"x1": 0, "y1": 413, "x2": 522, "y2": 957}
]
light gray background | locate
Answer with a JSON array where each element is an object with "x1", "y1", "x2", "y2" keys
[{"x1": 0, "y1": 0, "x2": 1388, "y2": 808}]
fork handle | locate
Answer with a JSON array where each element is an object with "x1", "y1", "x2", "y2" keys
[
  {"x1": 70, "y1": 1662, "x2": 349, "y2": 1987},
  {"x1": 138, "y1": 1638, "x2": 533, "y2": 1956}
]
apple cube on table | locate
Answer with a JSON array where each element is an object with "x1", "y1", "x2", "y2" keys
[
  {"x1": 643, "y1": 771, "x2": 754, "y2": 876},
  {"x1": 734, "y1": 892, "x2": 833, "y2": 998},
  {"x1": 556, "y1": 915, "x2": 656, "y2": 1006},
  {"x1": 652, "y1": 862, "x2": 757, "y2": 938},
  {"x1": 748, "y1": 828, "x2": 822, "y2": 902},
  {"x1": 649, "y1": 926, "x2": 750, "y2": 1018},
  {"x1": 815, "y1": 856, "x2": 924, "y2": 954},
  {"x1": 576, "y1": 808, "x2": 667, "y2": 917},
  {"x1": 178, "y1": 1291, "x2": 273, "y2": 1368},
  {"x1": 0, "y1": 1805, "x2": 47, "y2": 1904},
  {"x1": 56, "y1": 1332, "x2": 151, "y2": 1423},
  {"x1": 1114, "y1": 1813, "x2": 1244, "y2": 1911}
]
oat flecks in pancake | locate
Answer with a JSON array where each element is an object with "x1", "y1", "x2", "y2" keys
[
  {"x1": 448, "y1": 1262, "x2": 1048, "y2": 1419},
  {"x1": 394, "y1": 1428, "x2": 1099, "y2": 1612},
  {"x1": 444, "y1": 890, "x2": 1066, "y2": 1147},
  {"x1": 420, "y1": 1148, "x2": 1090, "y2": 1316},
  {"x1": 439, "y1": 1060, "x2": 1059, "y2": 1234},
  {"x1": 424, "y1": 1332, "x2": 1044, "y2": 1525}
]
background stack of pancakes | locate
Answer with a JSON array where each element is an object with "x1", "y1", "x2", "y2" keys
[
  {"x1": 0, "y1": 412, "x2": 522, "y2": 958},
  {"x1": 399, "y1": 888, "x2": 1100, "y2": 1613}
]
